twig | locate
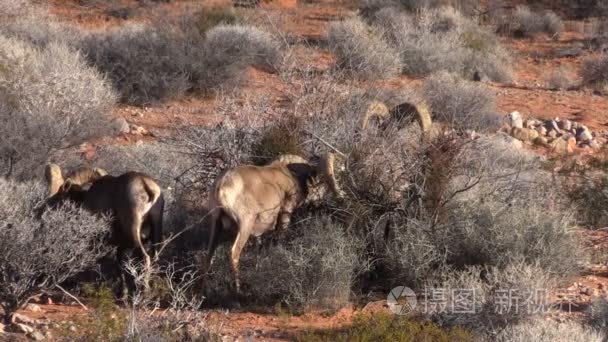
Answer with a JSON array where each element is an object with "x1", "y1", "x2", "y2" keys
[
  {"x1": 55, "y1": 285, "x2": 89, "y2": 311},
  {"x1": 303, "y1": 129, "x2": 346, "y2": 157}
]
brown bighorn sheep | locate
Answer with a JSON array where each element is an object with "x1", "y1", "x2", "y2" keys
[
  {"x1": 203, "y1": 153, "x2": 344, "y2": 292},
  {"x1": 44, "y1": 164, "x2": 164, "y2": 297}
]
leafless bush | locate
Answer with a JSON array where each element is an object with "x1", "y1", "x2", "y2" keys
[
  {"x1": 431, "y1": 135, "x2": 583, "y2": 276},
  {"x1": 425, "y1": 261, "x2": 557, "y2": 332},
  {"x1": 327, "y1": 18, "x2": 402, "y2": 80},
  {"x1": 589, "y1": 297, "x2": 608, "y2": 336},
  {"x1": 581, "y1": 56, "x2": 608, "y2": 86},
  {"x1": 193, "y1": 24, "x2": 282, "y2": 92},
  {"x1": 542, "y1": 11, "x2": 565, "y2": 39},
  {"x1": 496, "y1": 6, "x2": 563, "y2": 39},
  {"x1": 0, "y1": 179, "x2": 109, "y2": 323},
  {"x1": 0, "y1": 35, "x2": 116, "y2": 179},
  {"x1": 495, "y1": 318, "x2": 604, "y2": 342},
  {"x1": 203, "y1": 216, "x2": 365, "y2": 311},
  {"x1": 424, "y1": 72, "x2": 500, "y2": 132},
  {"x1": 373, "y1": 7, "x2": 512, "y2": 82},
  {"x1": 545, "y1": 68, "x2": 576, "y2": 90},
  {"x1": 0, "y1": 14, "x2": 83, "y2": 47},
  {"x1": 80, "y1": 22, "x2": 194, "y2": 105}
]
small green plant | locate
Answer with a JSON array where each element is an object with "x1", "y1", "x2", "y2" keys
[
  {"x1": 252, "y1": 117, "x2": 304, "y2": 165},
  {"x1": 195, "y1": 6, "x2": 238, "y2": 34},
  {"x1": 80, "y1": 283, "x2": 127, "y2": 342},
  {"x1": 298, "y1": 313, "x2": 474, "y2": 342}
]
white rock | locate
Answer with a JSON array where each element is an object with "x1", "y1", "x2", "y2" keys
[
  {"x1": 111, "y1": 117, "x2": 130, "y2": 135},
  {"x1": 28, "y1": 331, "x2": 45, "y2": 340},
  {"x1": 509, "y1": 111, "x2": 523, "y2": 128},
  {"x1": 576, "y1": 128, "x2": 593, "y2": 142},
  {"x1": 558, "y1": 119, "x2": 572, "y2": 131},
  {"x1": 25, "y1": 304, "x2": 41, "y2": 313}
]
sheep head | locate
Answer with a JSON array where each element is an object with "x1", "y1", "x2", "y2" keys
[{"x1": 273, "y1": 152, "x2": 344, "y2": 204}]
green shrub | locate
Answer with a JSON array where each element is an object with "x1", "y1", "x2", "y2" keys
[
  {"x1": 195, "y1": 6, "x2": 239, "y2": 34},
  {"x1": 251, "y1": 118, "x2": 304, "y2": 165},
  {"x1": 298, "y1": 313, "x2": 474, "y2": 342}
]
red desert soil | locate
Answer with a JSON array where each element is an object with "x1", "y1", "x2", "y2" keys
[{"x1": 26, "y1": 0, "x2": 608, "y2": 338}]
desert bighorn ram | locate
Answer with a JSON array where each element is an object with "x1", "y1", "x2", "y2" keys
[
  {"x1": 202, "y1": 153, "x2": 344, "y2": 292},
  {"x1": 44, "y1": 164, "x2": 164, "y2": 298}
]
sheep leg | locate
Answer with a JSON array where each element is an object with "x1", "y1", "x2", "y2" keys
[
  {"x1": 203, "y1": 210, "x2": 221, "y2": 274},
  {"x1": 230, "y1": 223, "x2": 252, "y2": 294}
]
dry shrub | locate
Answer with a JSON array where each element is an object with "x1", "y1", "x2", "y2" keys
[
  {"x1": 581, "y1": 56, "x2": 608, "y2": 86},
  {"x1": 425, "y1": 261, "x2": 557, "y2": 332},
  {"x1": 424, "y1": 72, "x2": 500, "y2": 132},
  {"x1": 327, "y1": 17, "x2": 402, "y2": 80},
  {"x1": 82, "y1": 19, "x2": 281, "y2": 104},
  {"x1": 0, "y1": 179, "x2": 109, "y2": 323},
  {"x1": 496, "y1": 6, "x2": 564, "y2": 39},
  {"x1": 433, "y1": 136, "x2": 583, "y2": 276},
  {"x1": 545, "y1": 68, "x2": 576, "y2": 90},
  {"x1": 373, "y1": 7, "x2": 511, "y2": 82},
  {"x1": 0, "y1": 34, "x2": 116, "y2": 179},
  {"x1": 203, "y1": 216, "x2": 364, "y2": 311},
  {"x1": 496, "y1": 318, "x2": 604, "y2": 342},
  {"x1": 194, "y1": 24, "x2": 282, "y2": 92},
  {"x1": 80, "y1": 21, "x2": 194, "y2": 105},
  {"x1": 588, "y1": 297, "x2": 608, "y2": 335}
]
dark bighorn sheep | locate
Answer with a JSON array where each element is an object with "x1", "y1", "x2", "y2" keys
[
  {"x1": 44, "y1": 164, "x2": 164, "y2": 297},
  {"x1": 203, "y1": 153, "x2": 344, "y2": 292}
]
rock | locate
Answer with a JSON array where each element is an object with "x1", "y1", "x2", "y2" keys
[
  {"x1": 129, "y1": 125, "x2": 149, "y2": 136},
  {"x1": 112, "y1": 117, "x2": 130, "y2": 135},
  {"x1": 533, "y1": 136, "x2": 549, "y2": 147},
  {"x1": 0, "y1": 322, "x2": 5, "y2": 333},
  {"x1": 497, "y1": 132, "x2": 523, "y2": 149},
  {"x1": 13, "y1": 323, "x2": 34, "y2": 334},
  {"x1": 25, "y1": 304, "x2": 42, "y2": 313},
  {"x1": 509, "y1": 111, "x2": 523, "y2": 128},
  {"x1": 536, "y1": 126, "x2": 548, "y2": 136},
  {"x1": 550, "y1": 136, "x2": 576, "y2": 154},
  {"x1": 544, "y1": 119, "x2": 560, "y2": 132},
  {"x1": 13, "y1": 313, "x2": 35, "y2": 325},
  {"x1": 28, "y1": 331, "x2": 45, "y2": 340},
  {"x1": 511, "y1": 127, "x2": 539, "y2": 142},
  {"x1": 68, "y1": 326, "x2": 77, "y2": 333},
  {"x1": 524, "y1": 118, "x2": 540, "y2": 129},
  {"x1": 548, "y1": 129, "x2": 559, "y2": 139},
  {"x1": 43, "y1": 331, "x2": 52, "y2": 340},
  {"x1": 558, "y1": 119, "x2": 572, "y2": 131},
  {"x1": 576, "y1": 127, "x2": 593, "y2": 143}
]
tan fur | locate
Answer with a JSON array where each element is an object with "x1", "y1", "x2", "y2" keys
[
  {"x1": 203, "y1": 153, "x2": 342, "y2": 292},
  {"x1": 66, "y1": 167, "x2": 108, "y2": 187}
]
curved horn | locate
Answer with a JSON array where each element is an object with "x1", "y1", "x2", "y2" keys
[
  {"x1": 66, "y1": 167, "x2": 108, "y2": 186},
  {"x1": 271, "y1": 154, "x2": 308, "y2": 166},
  {"x1": 317, "y1": 152, "x2": 344, "y2": 199},
  {"x1": 359, "y1": 101, "x2": 390, "y2": 132},
  {"x1": 45, "y1": 163, "x2": 64, "y2": 197}
]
